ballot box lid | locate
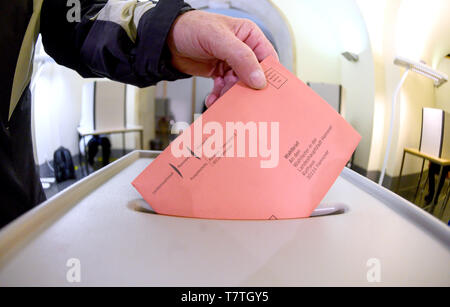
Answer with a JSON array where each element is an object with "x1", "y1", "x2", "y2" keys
[{"x1": 0, "y1": 151, "x2": 449, "y2": 286}]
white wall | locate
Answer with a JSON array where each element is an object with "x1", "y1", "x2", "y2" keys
[
  {"x1": 436, "y1": 57, "x2": 450, "y2": 113},
  {"x1": 272, "y1": 0, "x2": 341, "y2": 84},
  {"x1": 33, "y1": 62, "x2": 149, "y2": 165},
  {"x1": 341, "y1": 48, "x2": 375, "y2": 169},
  {"x1": 387, "y1": 0, "x2": 450, "y2": 177},
  {"x1": 273, "y1": 0, "x2": 375, "y2": 170},
  {"x1": 357, "y1": 0, "x2": 450, "y2": 178},
  {"x1": 33, "y1": 63, "x2": 84, "y2": 165}
]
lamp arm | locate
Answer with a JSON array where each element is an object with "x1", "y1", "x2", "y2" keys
[{"x1": 378, "y1": 68, "x2": 410, "y2": 186}]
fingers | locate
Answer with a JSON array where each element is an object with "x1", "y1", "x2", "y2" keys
[
  {"x1": 212, "y1": 19, "x2": 280, "y2": 90},
  {"x1": 251, "y1": 38, "x2": 279, "y2": 63},
  {"x1": 205, "y1": 76, "x2": 225, "y2": 108},
  {"x1": 220, "y1": 70, "x2": 239, "y2": 96},
  {"x1": 237, "y1": 20, "x2": 279, "y2": 63},
  {"x1": 213, "y1": 35, "x2": 267, "y2": 90},
  {"x1": 168, "y1": 10, "x2": 279, "y2": 90},
  {"x1": 205, "y1": 70, "x2": 239, "y2": 108}
]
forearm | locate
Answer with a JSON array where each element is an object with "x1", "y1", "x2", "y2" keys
[{"x1": 40, "y1": 0, "x2": 193, "y2": 87}]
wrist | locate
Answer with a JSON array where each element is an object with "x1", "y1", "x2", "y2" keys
[{"x1": 167, "y1": 8, "x2": 195, "y2": 56}]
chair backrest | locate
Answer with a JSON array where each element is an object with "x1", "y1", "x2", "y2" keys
[{"x1": 420, "y1": 108, "x2": 450, "y2": 159}]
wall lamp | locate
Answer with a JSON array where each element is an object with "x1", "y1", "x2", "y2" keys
[{"x1": 341, "y1": 51, "x2": 359, "y2": 62}]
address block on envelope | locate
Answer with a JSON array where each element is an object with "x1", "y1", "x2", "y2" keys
[{"x1": 132, "y1": 56, "x2": 361, "y2": 219}]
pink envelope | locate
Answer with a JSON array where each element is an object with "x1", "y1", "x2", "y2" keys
[{"x1": 132, "y1": 56, "x2": 361, "y2": 220}]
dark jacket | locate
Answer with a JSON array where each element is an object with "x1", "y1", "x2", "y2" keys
[{"x1": 0, "y1": 0, "x2": 191, "y2": 228}]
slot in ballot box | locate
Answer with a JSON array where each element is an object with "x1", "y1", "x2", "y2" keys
[{"x1": 0, "y1": 151, "x2": 449, "y2": 286}]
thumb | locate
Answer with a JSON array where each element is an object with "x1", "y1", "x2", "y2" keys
[{"x1": 215, "y1": 36, "x2": 267, "y2": 89}]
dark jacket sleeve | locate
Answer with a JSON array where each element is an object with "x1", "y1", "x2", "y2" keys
[{"x1": 40, "y1": 0, "x2": 192, "y2": 87}]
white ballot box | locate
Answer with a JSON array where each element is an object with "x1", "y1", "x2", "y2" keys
[{"x1": 0, "y1": 151, "x2": 449, "y2": 286}]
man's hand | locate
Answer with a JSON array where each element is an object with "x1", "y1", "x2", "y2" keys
[{"x1": 167, "y1": 10, "x2": 278, "y2": 107}]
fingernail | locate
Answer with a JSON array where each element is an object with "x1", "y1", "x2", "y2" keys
[{"x1": 249, "y1": 70, "x2": 266, "y2": 89}]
